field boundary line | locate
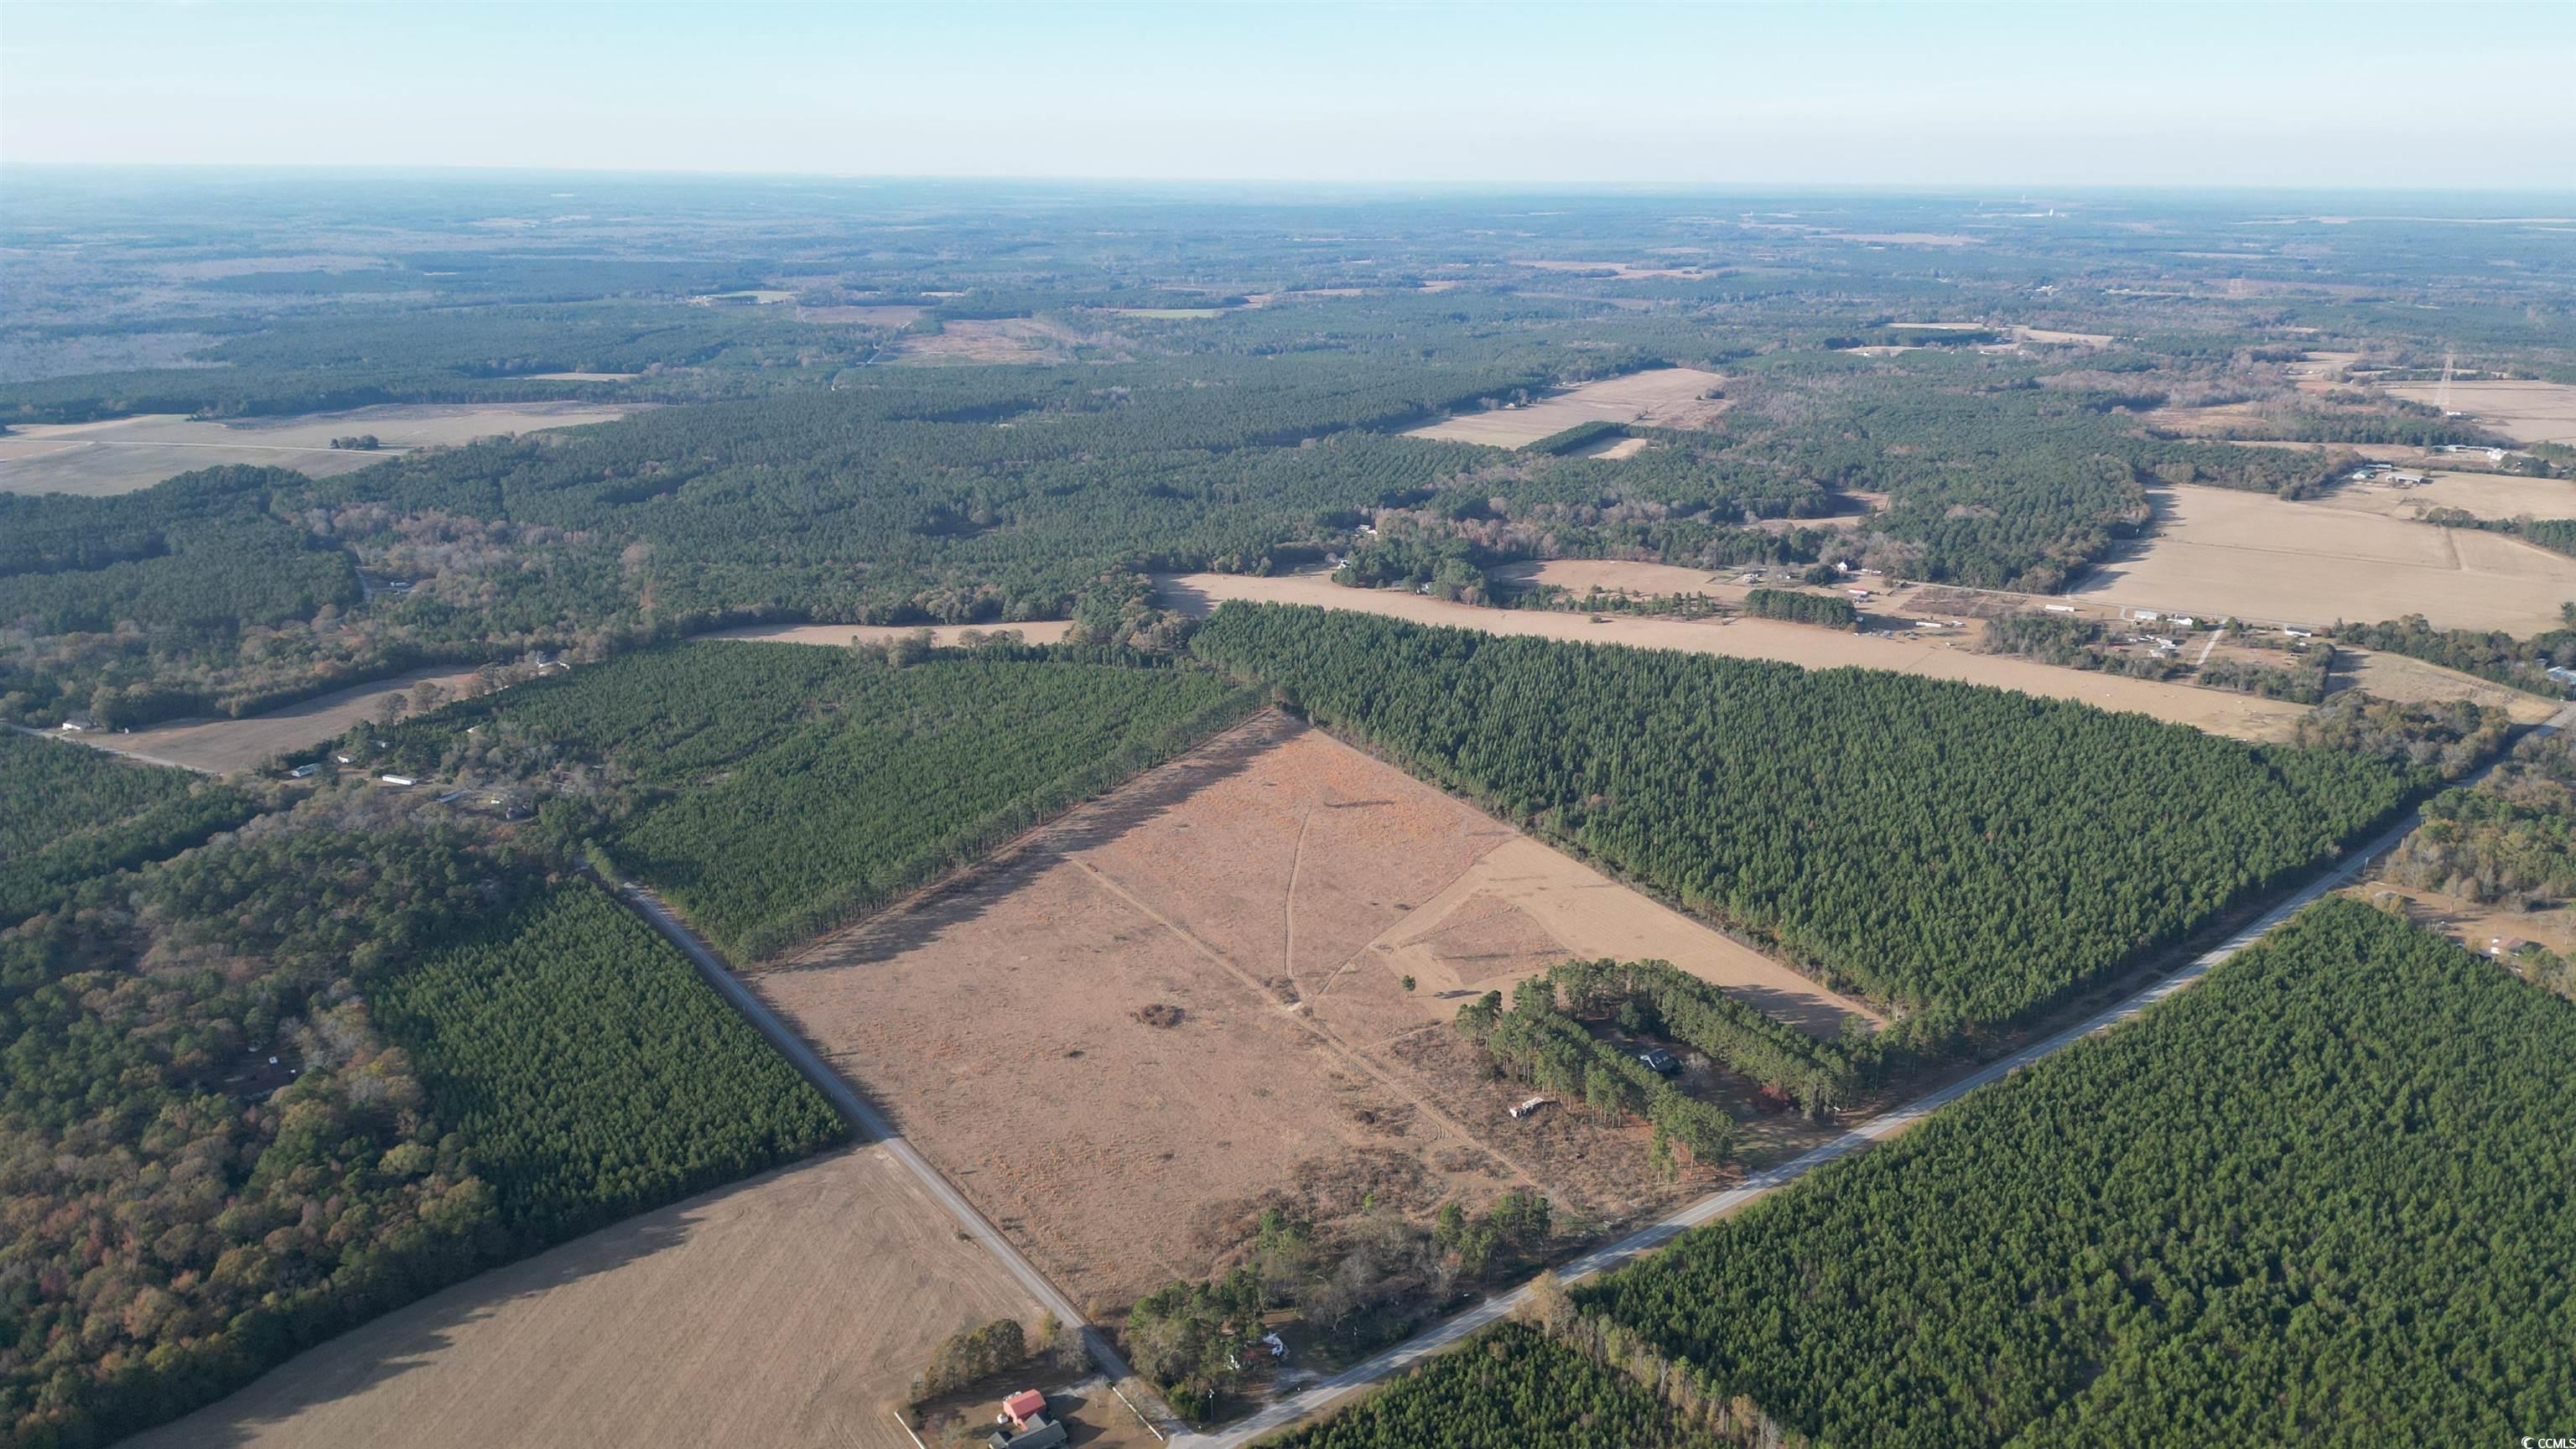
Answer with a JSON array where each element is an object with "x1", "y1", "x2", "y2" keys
[
  {"x1": 1178, "y1": 699, "x2": 2576, "y2": 1448},
  {"x1": 891, "y1": 1410, "x2": 929, "y2": 1449}
]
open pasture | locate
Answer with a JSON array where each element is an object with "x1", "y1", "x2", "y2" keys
[
  {"x1": 751, "y1": 712, "x2": 1851, "y2": 1307},
  {"x1": 2070, "y1": 482, "x2": 2576, "y2": 634},
  {"x1": 63, "y1": 663, "x2": 490, "y2": 776},
  {"x1": 2320, "y1": 468, "x2": 2576, "y2": 523},
  {"x1": 0, "y1": 402, "x2": 640, "y2": 496},
  {"x1": 1157, "y1": 570, "x2": 2313, "y2": 742},
  {"x1": 2330, "y1": 647, "x2": 2561, "y2": 724},
  {"x1": 2384, "y1": 380, "x2": 2576, "y2": 444},
  {"x1": 125, "y1": 1148, "x2": 1039, "y2": 1449},
  {"x1": 1400, "y1": 367, "x2": 1729, "y2": 447}
]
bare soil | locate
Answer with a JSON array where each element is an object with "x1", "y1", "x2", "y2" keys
[
  {"x1": 2070, "y1": 482, "x2": 2576, "y2": 634},
  {"x1": 1160, "y1": 570, "x2": 2311, "y2": 742},
  {"x1": 1400, "y1": 368, "x2": 1730, "y2": 448},
  {"x1": 0, "y1": 402, "x2": 641, "y2": 496},
  {"x1": 124, "y1": 1148, "x2": 1041, "y2": 1449},
  {"x1": 749, "y1": 713, "x2": 1837, "y2": 1309}
]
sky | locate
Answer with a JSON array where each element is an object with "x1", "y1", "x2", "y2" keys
[{"x1": 5, "y1": 1, "x2": 2573, "y2": 190}]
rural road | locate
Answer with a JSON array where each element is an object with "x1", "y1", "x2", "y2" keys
[
  {"x1": 1172, "y1": 696, "x2": 2576, "y2": 1448},
  {"x1": 604, "y1": 878, "x2": 1172, "y2": 1438}
]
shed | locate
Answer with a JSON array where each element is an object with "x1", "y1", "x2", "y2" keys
[{"x1": 1637, "y1": 1048, "x2": 1680, "y2": 1075}]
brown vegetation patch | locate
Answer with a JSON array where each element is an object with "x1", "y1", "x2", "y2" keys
[{"x1": 1132, "y1": 1003, "x2": 1187, "y2": 1029}]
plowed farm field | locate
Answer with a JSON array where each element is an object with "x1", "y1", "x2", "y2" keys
[{"x1": 749, "y1": 711, "x2": 1867, "y2": 1310}]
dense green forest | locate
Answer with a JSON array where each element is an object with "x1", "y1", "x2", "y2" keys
[
  {"x1": 1267, "y1": 1322, "x2": 1710, "y2": 1449},
  {"x1": 382, "y1": 641, "x2": 1257, "y2": 958},
  {"x1": 1738, "y1": 588, "x2": 1854, "y2": 628},
  {"x1": 0, "y1": 733, "x2": 260, "y2": 923},
  {"x1": 372, "y1": 883, "x2": 843, "y2": 1240},
  {"x1": 1193, "y1": 605, "x2": 2417, "y2": 1035},
  {"x1": 1576, "y1": 897, "x2": 2576, "y2": 1446},
  {"x1": 0, "y1": 787, "x2": 841, "y2": 1447}
]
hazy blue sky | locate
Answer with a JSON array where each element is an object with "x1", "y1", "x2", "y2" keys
[{"x1": 7, "y1": 1, "x2": 2572, "y2": 189}]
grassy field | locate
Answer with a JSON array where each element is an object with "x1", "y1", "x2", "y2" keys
[
  {"x1": 2071, "y1": 481, "x2": 2576, "y2": 634},
  {"x1": 1400, "y1": 368, "x2": 1729, "y2": 447},
  {"x1": 124, "y1": 1148, "x2": 1037, "y2": 1449},
  {"x1": 0, "y1": 402, "x2": 640, "y2": 496}
]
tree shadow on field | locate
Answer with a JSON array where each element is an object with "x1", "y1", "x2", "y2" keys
[
  {"x1": 121, "y1": 1151, "x2": 853, "y2": 1448},
  {"x1": 1148, "y1": 573, "x2": 1222, "y2": 618},
  {"x1": 757, "y1": 709, "x2": 1293, "y2": 977}
]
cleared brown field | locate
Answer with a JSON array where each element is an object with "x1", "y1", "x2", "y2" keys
[
  {"x1": 894, "y1": 318, "x2": 1092, "y2": 365},
  {"x1": 704, "y1": 620, "x2": 1076, "y2": 648},
  {"x1": 1400, "y1": 368, "x2": 1729, "y2": 448},
  {"x1": 0, "y1": 402, "x2": 641, "y2": 496},
  {"x1": 2384, "y1": 380, "x2": 2576, "y2": 444},
  {"x1": 63, "y1": 664, "x2": 491, "y2": 776},
  {"x1": 750, "y1": 713, "x2": 1856, "y2": 1308},
  {"x1": 1158, "y1": 570, "x2": 2311, "y2": 742},
  {"x1": 2332, "y1": 647, "x2": 2560, "y2": 724},
  {"x1": 1514, "y1": 259, "x2": 1709, "y2": 281},
  {"x1": 2070, "y1": 483, "x2": 2576, "y2": 634},
  {"x1": 126, "y1": 1148, "x2": 1041, "y2": 1449},
  {"x1": 2012, "y1": 326, "x2": 2116, "y2": 346}
]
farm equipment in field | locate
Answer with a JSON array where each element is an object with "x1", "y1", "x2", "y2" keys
[{"x1": 1508, "y1": 1095, "x2": 1553, "y2": 1120}]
